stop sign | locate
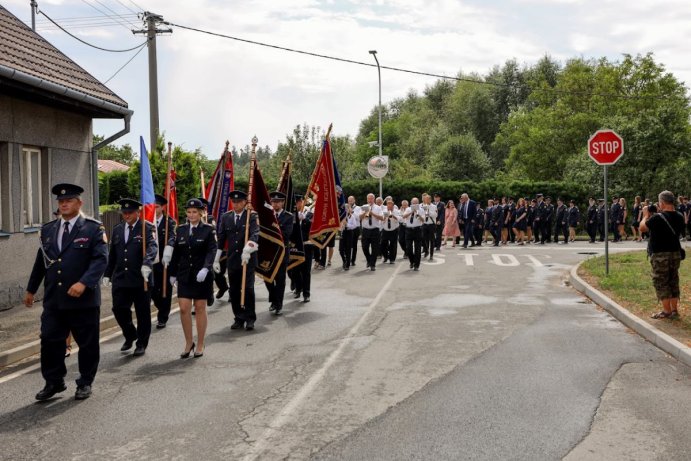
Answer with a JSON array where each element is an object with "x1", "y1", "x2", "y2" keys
[{"x1": 588, "y1": 130, "x2": 624, "y2": 165}]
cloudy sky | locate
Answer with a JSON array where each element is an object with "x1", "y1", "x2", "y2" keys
[{"x1": 4, "y1": 0, "x2": 690, "y2": 157}]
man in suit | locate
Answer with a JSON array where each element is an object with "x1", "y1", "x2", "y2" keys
[
  {"x1": 215, "y1": 191, "x2": 259, "y2": 330},
  {"x1": 533, "y1": 194, "x2": 545, "y2": 243},
  {"x1": 24, "y1": 183, "x2": 108, "y2": 401},
  {"x1": 103, "y1": 199, "x2": 157, "y2": 356},
  {"x1": 554, "y1": 198, "x2": 568, "y2": 244},
  {"x1": 541, "y1": 197, "x2": 554, "y2": 244},
  {"x1": 610, "y1": 197, "x2": 622, "y2": 242},
  {"x1": 586, "y1": 197, "x2": 598, "y2": 243},
  {"x1": 473, "y1": 204, "x2": 485, "y2": 246},
  {"x1": 292, "y1": 195, "x2": 313, "y2": 302},
  {"x1": 266, "y1": 191, "x2": 294, "y2": 315},
  {"x1": 433, "y1": 193, "x2": 445, "y2": 251},
  {"x1": 459, "y1": 193, "x2": 477, "y2": 248},
  {"x1": 152, "y1": 194, "x2": 176, "y2": 328},
  {"x1": 489, "y1": 199, "x2": 504, "y2": 247}
]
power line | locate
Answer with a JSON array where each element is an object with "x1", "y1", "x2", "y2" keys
[
  {"x1": 38, "y1": 9, "x2": 148, "y2": 52},
  {"x1": 104, "y1": 42, "x2": 147, "y2": 83},
  {"x1": 79, "y1": 0, "x2": 132, "y2": 31},
  {"x1": 164, "y1": 21, "x2": 680, "y2": 101},
  {"x1": 35, "y1": 13, "x2": 139, "y2": 23},
  {"x1": 127, "y1": 0, "x2": 145, "y2": 13},
  {"x1": 90, "y1": 0, "x2": 140, "y2": 28},
  {"x1": 115, "y1": 0, "x2": 140, "y2": 16}
]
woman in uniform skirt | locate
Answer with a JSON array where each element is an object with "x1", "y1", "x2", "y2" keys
[
  {"x1": 512, "y1": 198, "x2": 528, "y2": 245},
  {"x1": 169, "y1": 199, "x2": 217, "y2": 358}
]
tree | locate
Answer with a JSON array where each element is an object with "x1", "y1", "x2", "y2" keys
[{"x1": 94, "y1": 134, "x2": 135, "y2": 165}]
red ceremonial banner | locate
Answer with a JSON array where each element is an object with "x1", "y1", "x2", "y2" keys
[{"x1": 307, "y1": 138, "x2": 340, "y2": 246}]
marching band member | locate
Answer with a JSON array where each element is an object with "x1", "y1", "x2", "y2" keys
[
  {"x1": 340, "y1": 196, "x2": 360, "y2": 271},
  {"x1": 420, "y1": 193, "x2": 438, "y2": 260},
  {"x1": 359, "y1": 193, "x2": 384, "y2": 271},
  {"x1": 402, "y1": 197, "x2": 424, "y2": 271},
  {"x1": 380, "y1": 198, "x2": 401, "y2": 264}
]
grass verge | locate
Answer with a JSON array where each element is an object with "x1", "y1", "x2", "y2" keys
[{"x1": 579, "y1": 250, "x2": 691, "y2": 348}]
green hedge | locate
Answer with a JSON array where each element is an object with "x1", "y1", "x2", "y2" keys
[{"x1": 98, "y1": 171, "x2": 131, "y2": 205}]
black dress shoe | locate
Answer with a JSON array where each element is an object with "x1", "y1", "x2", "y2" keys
[
  {"x1": 133, "y1": 346, "x2": 146, "y2": 356},
  {"x1": 207, "y1": 297, "x2": 215, "y2": 307},
  {"x1": 303, "y1": 296, "x2": 310, "y2": 303},
  {"x1": 231, "y1": 321, "x2": 244, "y2": 330},
  {"x1": 245, "y1": 321, "x2": 255, "y2": 330},
  {"x1": 413, "y1": 266, "x2": 420, "y2": 271},
  {"x1": 121, "y1": 340, "x2": 133, "y2": 352},
  {"x1": 155, "y1": 321, "x2": 166, "y2": 329},
  {"x1": 216, "y1": 287, "x2": 228, "y2": 299},
  {"x1": 74, "y1": 385, "x2": 92, "y2": 400},
  {"x1": 370, "y1": 266, "x2": 375, "y2": 271},
  {"x1": 293, "y1": 291, "x2": 301, "y2": 299},
  {"x1": 35, "y1": 382, "x2": 66, "y2": 401},
  {"x1": 273, "y1": 308, "x2": 283, "y2": 316}
]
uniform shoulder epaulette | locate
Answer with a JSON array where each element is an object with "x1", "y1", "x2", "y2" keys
[
  {"x1": 42, "y1": 218, "x2": 59, "y2": 227},
  {"x1": 84, "y1": 217, "x2": 103, "y2": 225}
]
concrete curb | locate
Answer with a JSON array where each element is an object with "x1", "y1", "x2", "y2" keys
[{"x1": 570, "y1": 262, "x2": 691, "y2": 368}]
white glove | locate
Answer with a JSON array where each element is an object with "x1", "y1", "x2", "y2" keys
[
  {"x1": 298, "y1": 211, "x2": 306, "y2": 221},
  {"x1": 196, "y1": 268, "x2": 209, "y2": 283},
  {"x1": 241, "y1": 241, "x2": 258, "y2": 266},
  {"x1": 141, "y1": 266, "x2": 152, "y2": 279},
  {"x1": 102, "y1": 277, "x2": 111, "y2": 287},
  {"x1": 169, "y1": 276, "x2": 177, "y2": 286},
  {"x1": 162, "y1": 245, "x2": 174, "y2": 267},
  {"x1": 213, "y1": 249, "x2": 223, "y2": 273}
]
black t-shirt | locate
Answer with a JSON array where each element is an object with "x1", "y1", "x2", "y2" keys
[{"x1": 646, "y1": 211, "x2": 685, "y2": 253}]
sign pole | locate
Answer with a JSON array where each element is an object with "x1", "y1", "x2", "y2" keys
[
  {"x1": 604, "y1": 165, "x2": 609, "y2": 275},
  {"x1": 379, "y1": 177, "x2": 383, "y2": 199}
]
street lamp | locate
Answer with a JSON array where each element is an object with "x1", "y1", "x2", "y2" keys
[{"x1": 369, "y1": 50, "x2": 383, "y2": 199}]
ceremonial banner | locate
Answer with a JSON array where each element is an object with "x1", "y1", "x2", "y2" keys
[
  {"x1": 307, "y1": 137, "x2": 340, "y2": 248},
  {"x1": 278, "y1": 157, "x2": 305, "y2": 270},
  {"x1": 250, "y1": 158, "x2": 285, "y2": 283},
  {"x1": 166, "y1": 169, "x2": 178, "y2": 224},
  {"x1": 205, "y1": 143, "x2": 234, "y2": 226},
  {"x1": 139, "y1": 137, "x2": 156, "y2": 223}
]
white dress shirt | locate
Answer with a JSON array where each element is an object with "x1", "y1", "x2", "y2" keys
[
  {"x1": 57, "y1": 215, "x2": 79, "y2": 251},
  {"x1": 402, "y1": 206, "x2": 424, "y2": 228},
  {"x1": 360, "y1": 204, "x2": 383, "y2": 230},
  {"x1": 382, "y1": 208, "x2": 400, "y2": 231}
]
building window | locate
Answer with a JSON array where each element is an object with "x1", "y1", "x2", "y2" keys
[{"x1": 21, "y1": 147, "x2": 47, "y2": 228}]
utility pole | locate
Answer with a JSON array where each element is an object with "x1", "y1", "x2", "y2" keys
[
  {"x1": 30, "y1": 0, "x2": 37, "y2": 31},
  {"x1": 369, "y1": 50, "x2": 383, "y2": 198},
  {"x1": 133, "y1": 12, "x2": 172, "y2": 154}
]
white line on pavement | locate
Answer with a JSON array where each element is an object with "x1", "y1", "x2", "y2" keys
[{"x1": 242, "y1": 261, "x2": 407, "y2": 461}]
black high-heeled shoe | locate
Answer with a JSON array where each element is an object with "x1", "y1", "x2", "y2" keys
[{"x1": 180, "y1": 342, "x2": 195, "y2": 359}]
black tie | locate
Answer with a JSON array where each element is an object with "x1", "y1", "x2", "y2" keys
[
  {"x1": 61, "y1": 221, "x2": 70, "y2": 251},
  {"x1": 388, "y1": 217, "x2": 391, "y2": 229},
  {"x1": 410, "y1": 214, "x2": 414, "y2": 224},
  {"x1": 127, "y1": 225, "x2": 133, "y2": 243},
  {"x1": 235, "y1": 214, "x2": 240, "y2": 226}
]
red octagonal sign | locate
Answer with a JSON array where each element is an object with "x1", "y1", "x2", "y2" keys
[{"x1": 588, "y1": 129, "x2": 624, "y2": 166}]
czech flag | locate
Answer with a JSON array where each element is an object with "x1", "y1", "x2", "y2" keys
[{"x1": 139, "y1": 136, "x2": 156, "y2": 223}]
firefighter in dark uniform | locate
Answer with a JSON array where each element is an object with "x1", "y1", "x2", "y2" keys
[
  {"x1": 198, "y1": 197, "x2": 227, "y2": 307},
  {"x1": 554, "y1": 198, "x2": 568, "y2": 244},
  {"x1": 291, "y1": 195, "x2": 313, "y2": 302},
  {"x1": 152, "y1": 194, "x2": 176, "y2": 328},
  {"x1": 103, "y1": 199, "x2": 157, "y2": 356},
  {"x1": 533, "y1": 194, "x2": 545, "y2": 243},
  {"x1": 215, "y1": 191, "x2": 259, "y2": 330},
  {"x1": 265, "y1": 191, "x2": 294, "y2": 315},
  {"x1": 542, "y1": 197, "x2": 554, "y2": 244},
  {"x1": 586, "y1": 197, "x2": 598, "y2": 243},
  {"x1": 597, "y1": 199, "x2": 607, "y2": 241},
  {"x1": 24, "y1": 183, "x2": 108, "y2": 401}
]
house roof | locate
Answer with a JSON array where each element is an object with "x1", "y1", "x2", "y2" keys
[
  {"x1": 0, "y1": 5, "x2": 128, "y2": 109},
  {"x1": 98, "y1": 159, "x2": 130, "y2": 173}
]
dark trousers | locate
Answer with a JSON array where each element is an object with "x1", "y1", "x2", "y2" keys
[
  {"x1": 214, "y1": 262, "x2": 228, "y2": 293},
  {"x1": 533, "y1": 220, "x2": 541, "y2": 242},
  {"x1": 112, "y1": 285, "x2": 151, "y2": 349},
  {"x1": 398, "y1": 226, "x2": 407, "y2": 255},
  {"x1": 381, "y1": 229, "x2": 398, "y2": 262},
  {"x1": 229, "y1": 267, "x2": 256, "y2": 323},
  {"x1": 152, "y1": 263, "x2": 172, "y2": 323},
  {"x1": 474, "y1": 226, "x2": 484, "y2": 245},
  {"x1": 350, "y1": 227, "x2": 360, "y2": 264},
  {"x1": 265, "y1": 261, "x2": 287, "y2": 309},
  {"x1": 434, "y1": 223, "x2": 443, "y2": 249},
  {"x1": 490, "y1": 225, "x2": 501, "y2": 245},
  {"x1": 463, "y1": 221, "x2": 476, "y2": 247},
  {"x1": 361, "y1": 228, "x2": 380, "y2": 268},
  {"x1": 293, "y1": 250, "x2": 312, "y2": 297},
  {"x1": 541, "y1": 220, "x2": 552, "y2": 243},
  {"x1": 611, "y1": 222, "x2": 621, "y2": 242},
  {"x1": 405, "y1": 227, "x2": 422, "y2": 268},
  {"x1": 598, "y1": 223, "x2": 606, "y2": 241},
  {"x1": 40, "y1": 307, "x2": 100, "y2": 387},
  {"x1": 586, "y1": 222, "x2": 597, "y2": 242},
  {"x1": 554, "y1": 223, "x2": 569, "y2": 243},
  {"x1": 422, "y1": 224, "x2": 435, "y2": 258},
  {"x1": 340, "y1": 229, "x2": 355, "y2": 268}
]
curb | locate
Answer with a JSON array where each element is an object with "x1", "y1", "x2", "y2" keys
[
  {"x1": 570, "y1": 262, "x2": 691, "y2": 368},
  {"x1": 0, "y1": 300, "x2": 179, "y2": 368}
]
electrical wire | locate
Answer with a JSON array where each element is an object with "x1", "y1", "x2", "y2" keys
[
  {"x1": 115, "y1": 0, "x2": 140, "y2": 16},
  {"x1": 164, "y1": 21, "x2": 680, "y2": 101},
  {"x1": 90, "y1": 0, "x2": 140, "y2": 28},
  {"x1": 79, "y1": 0, "x2": 132, "y2": 31},
  {"x1": 127, "y1": 0, "x2": 145, "y2": 13},
  {"x1": 103, "y1": 41, "x2": 147, "y2": 83},
  {"x1": 38, "y1": 9, "x2": 148, "y2": 52}
]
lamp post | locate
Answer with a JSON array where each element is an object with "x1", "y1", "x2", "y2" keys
[{"x1": 369, "y1": 50, "x2": 383, "y2": 199}]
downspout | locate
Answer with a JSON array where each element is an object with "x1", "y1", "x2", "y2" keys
[{"x1": 91, "y1": 112, "x2": 132, "y2": 219}]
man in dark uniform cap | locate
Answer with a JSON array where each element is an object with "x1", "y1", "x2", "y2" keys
[
  {"x1": 586, "y1": 197, "x2": 598, "y2": 243},
  {"x1": 541, "y1": 196, "x2": 554, "y2": 244},
  {"x1": 152, "y1": 194, "x2": 176, "y2": 328},
  {"x1": 215, "y1": 191, "x2": 259, "y2": 330},
  {"x1": 197, "y1": 197, "x2": 227, "y2": 306},
  {"x1": 25, "y1": 183, "x2": 108, "y2": 401},
  {"x1": 533, "y1": 194, "x2": 545, "y2": 243},
  {"x1": 291, "y1": 195, "x2": 313, "y2": 302},
  {"x1": 266, "y1": 191, "x2": 294, "y2": 315},
  {"x1": 103, "y1": 199, "x2": 157, "y2": 356}
]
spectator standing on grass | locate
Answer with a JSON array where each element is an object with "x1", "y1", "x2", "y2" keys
[{"x1": 639, "y1": 191, "x2": 685, "y2": 320}]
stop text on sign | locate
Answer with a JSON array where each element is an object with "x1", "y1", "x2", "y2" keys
[
  {"x1": 588, "y1": 129, "x2": 624, "y2": 166},
  {"x1": 590, "y1": 140, "x2": 620, "y2": 155}
]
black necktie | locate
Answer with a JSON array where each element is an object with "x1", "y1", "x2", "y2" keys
[
  {"x1": 235, "y1": 214, "x2": 240, "y2": 226},
  {"x1": 410, "y1": 214, "x2": 414, "y2": 224},
  {"x1": 388, "y1": 217, "x2": 391, "y2": 229},
  {"x1": 61, "y1": 221, "x2": 70, "y2": 251},
  {"x1": 368, "y1": 209, "x2": 372, "y2": 226},
  {"x1": 127, "y1": 225, "x2": 133, "y2": 243}
]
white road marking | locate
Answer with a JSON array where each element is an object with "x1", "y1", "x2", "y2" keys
[
  {"x1": 242, "y1": 261, "x2": 407, "y2": 461},
  {"x1": 456, "y1": 253, "x2": 478, "y2": 265},
  {"x1": 523, "y1": 254, "x2": 544, "y2": 267},
  {"x1": 491, "y1": 254, "x2": 520, "y2": 267}
]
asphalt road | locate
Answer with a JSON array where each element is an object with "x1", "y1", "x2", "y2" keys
[{"x1": 0, "y1": 240, "x2": 689, "y2": 460}]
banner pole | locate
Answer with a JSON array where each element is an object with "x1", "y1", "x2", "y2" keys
[{"x1": 241, "y1": 136, "x2": 258, "y2": 308}]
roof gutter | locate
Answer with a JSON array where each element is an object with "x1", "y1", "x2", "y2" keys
[
  {"x1": 91, "y1": 113, "x2": 132, "y2": 219},
  {"x1": 0, "y1": 64, "x2": 132, "y2": 117}
]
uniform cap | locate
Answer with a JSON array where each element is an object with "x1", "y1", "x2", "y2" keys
[
  {"x1": 536, "y1": 193, "x2": 543, "y2": 198},
  {"x1": 117, "y1": 198, "x2": 142, "y2": 212},
  {"x1": 294, "y1": 194, "x2": 304, "y2": 201},
  {"x1": 270, "y1": 191, "x2": 287, "y2": 201},
  {"x1": 229, "y1": 190, "x2": 248, "y2": 201},
  {"x1": 154, "y1": 194, "x2": 167, "y2": 206},
  {"x1": 51, "y1": 183, "x2": 84, "y2": 200},
  {"x1": 196, "y1": 197, "x2": 209, "y2": 209},
  {"x1": 185, "y1": 198, "x2": 205, "y2": 209}
]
